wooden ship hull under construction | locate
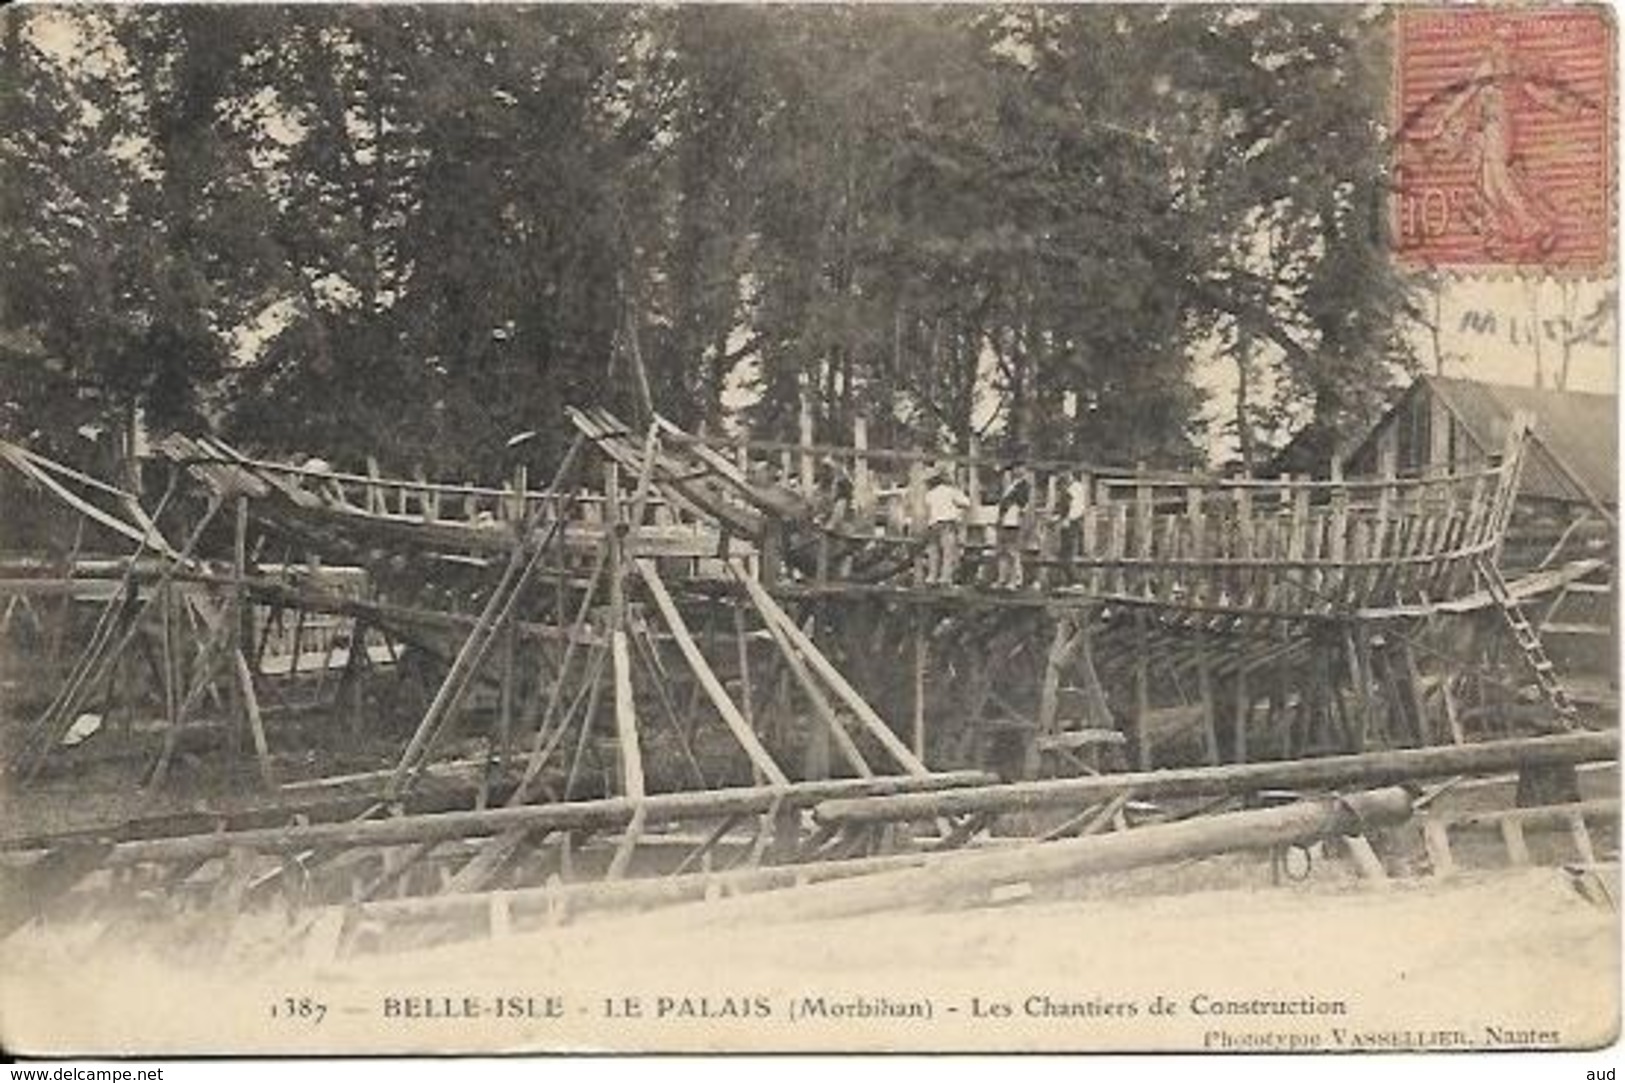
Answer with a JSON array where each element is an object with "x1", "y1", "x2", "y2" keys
[{"x1": 0, "y1": 403, "x2": 1615, "y2": 963}]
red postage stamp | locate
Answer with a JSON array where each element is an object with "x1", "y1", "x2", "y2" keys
[{"x1": 1393, "y1": 7, "x2": 1614, "y2": 273}]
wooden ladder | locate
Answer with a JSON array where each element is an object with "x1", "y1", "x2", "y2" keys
[{"x1": 1475, "y1": 557, "x2": 1580, "y2": 729}]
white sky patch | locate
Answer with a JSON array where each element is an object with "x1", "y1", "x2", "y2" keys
[
  {"x1": 228, "y1": 296, "x2": 300, "y2": 366},
  {"x1": 721, "y1": 354, "x2": 760, "y2": 439},
  {"x1": 971, "y1": 336, "x2": 1003, "y2": 437},
  {"x1": 1196, "y1": 275, "x2": 1617, "y2": 466}
]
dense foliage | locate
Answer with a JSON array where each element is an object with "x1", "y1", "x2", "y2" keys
[{"x1": 0, "y1": 5, "x2": 1417, "y2": 478}]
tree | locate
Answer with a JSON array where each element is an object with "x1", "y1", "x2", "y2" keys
[{"x1": 1, "y1": 6, "x2": 1418, "y2": 482}]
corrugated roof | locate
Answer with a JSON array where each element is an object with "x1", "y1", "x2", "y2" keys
[{"x1": 1424, "y1": 375, "x2": 1616, "y2": 506}]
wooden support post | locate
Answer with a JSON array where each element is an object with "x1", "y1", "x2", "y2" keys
[
  {"x1": 234, "y1": 649, "x2": 276, "y2": 788},
  {"x1": 732, "y1": 604, "x2": 759, "y2": 781},
  {"x1": 391, "y1": 545, "x2": 529, "y2": 795},
  {"x1": 1328, "y1": 456, "x2": 1348, "y2": 604},
  {"x1": 1075, "y1": 618, "x2": 1112, "y2": 731},
  {"x1": 759, "y1": 518, "x2": 784, "y2": 588},
  {"x1": 494, "y1": 614, "x2": 517, "y2": 768},
  {"x1": 912, "y1": 613, "x2": 928, "y2": 763},
  {"x1": 1499, "y1": 818, "x2": 1531, "y2": 866},
  {"x1": 1037, "y1": 617, "x2": 1070, "y2": 739},
  {"x1": 1396, "y1": 640, "x2": 1431, "y2": 746},
  {"x1": 605, "y1": 459, "x2": 644, "y2": 805},
  {"x1": 611, "y1": 631, "x2": 644, "y2": 800},
  {"x1": 731, "y1": 561, "x2": 928, "y2": 776},
  {"x1": 1372, "y1": 446, "x2": 1397, "y2": 602},
  {"x1": 606, "y1": 805, "x2": 646, "y2": 882},
  {"x1": 810, "y1": 733, "x2": 1615, "y2": 828},
  {"x1": 1134, "y1": 615, "x2": 1151, "y2": 770},
  {"x1": 696, "y1": 788, "x2": 1417, "y2": 926},
  {"x1": 768, "y1": 800, "x2": 802, "y2": 865},
  {"x1": 1568, "y1": 809, "x2": 1597, "y2": 864},
  {"x1": 1423, "y1": 818, "x2": 1456, "y2": 877},
  {"x1": 1134, "y1": 469, "x2": 1153, "y2": 597},
  {"x1": 798, "y1": 397, "x2": 815, "y2": 494},
  {"x1": 228, "y1": 496, "x2": 249, "y2": 759},
  {"x1": 1342, "y1": 836, "x2": 1389, "y2": 884},
  {"x1": 636, "y1": 560, "x2": 789, "y2": 786},
  {"x1": 161, "y1": 582, "x2": 179, "y2": 732},
  {"x1": 1440, "y1": 673, "x2": 1466, "y2": 746},
  {"x1": 1196, "y1": 633, "x2": 1219, "y2": 766},
  {"x1": 1346, "y1": 628, "x2": 1374, "y2": 751},
  {"x1": 752, "y1": 595, "x2": 868, "y2": 778},
  {"x1": 1232, "y1": 668, "x2": 1249, "y2": 765},
  {"x1": 852, "y1": 415, "x2": 873, "y2": 515}
]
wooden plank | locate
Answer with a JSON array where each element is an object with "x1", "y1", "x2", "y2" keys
[
  {"x1": 1037, "y1": 617, "x2": 1072, "y2": 738},
  {"x1": 798, "y1": 400, "x2": 816, "y2": 494},
  {"x1": 1079, "y1": 472, "x2": 1098, "y2": 593},
  {"x1": 1499, "y1": 818, "x2": 1531, "y2": 866},
  {"x1": 606, "y1": 805, "x2": 647, "y2": 881},
  {"x1": 730, "y1": 560, "x2": 928, "y2": 776},
  {"x1": 390, "y1": 546, "x2": 529, "y2": 793},
  {"x1": 1440, "y1": 673, "x2": 1466, "y2": 746},
  {"x1": 0, "y1": 448, "x2": 163, "y2": 553},
  {"x1": 1133, "y1": 616, "x2": 1152, "y2": 770},
  {"x1": 810, "y1": 731, "x2": 1618, "y2": 825},
  {"x1": 1568, "y1": 809, "x2": 1597, "y2": 864},
  {"x1": 671, "y1": 788, "x2": 1416, "y2": 927},
  {"x1": 1328, "y1": 458, "x2": 1349, "y2": 604},
  {"x1": 1342, "y1": 835, "x2": 1389, "y2": 883},
  {"x1": 1423, "y1": 819, "x2": 1456, "y2": 877},
  {"x1": 852, "y1": 415, "x2": 873, "y2": 513},
  {"x1": 635, "y1": 560, "x2": 788, "y2": 786},
  {"x1": 233, "y1": 650, "x2": 276, "y2": 788},
  {"x1": 912, "y1": 616, "x2": 928, "y2": 761},
  {"x1": 62, "y1": 772, "x2": 996, "y2": 867},
  {"x1": 733, "y1": 604, "x2": 755, "y2": 742},
  {"x1": 1232, "y1": 668, "x2": 1248, "y2": 765},
  {"x1": 441, "y1": 830, "x2": 531, "y2": 895},
  {"x1": 1196, "y1": 633, "x2": 1219, "y2": 766},
  {"x1": 611, "y1": 630, "x2": 645, "y2": 800}
]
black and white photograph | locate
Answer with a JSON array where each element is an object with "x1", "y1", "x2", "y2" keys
[{"x1": 0, "y1": 2, "x2": 1617, "y2": 1059}]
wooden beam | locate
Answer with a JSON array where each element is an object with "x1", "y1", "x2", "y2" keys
[
  {"x1": 1196, "y1": 633, "x2": 1219, "y2": 766},
  {"x1": 1530, "y1": 429, "x2": 1617, "y2": 530},
  {"x1": 634, "y1": 560, "x2": 789, "y2": 787},
  {"x1": 811, "y1": 731, "x2": 1618, "y2": 825},
  {"x1": 730, "y1": 560, "x2": 928, "y2": 776},
  {"x1": 43, "y1": 771, "x2": 997, "y2": 867},
  {"x1": 1134, "y1": 615, "x2": 1152, "y2": 770},
  {"x1": 913, "y1": 615, "x2": 928, "y2": 762},
  {"x1": 610, "y1": 630, "x2": 644, "y2": 800},
  {"x1": 747, "y1": 590, "x2": 872, "y2": 778},
  {"x1": 671, "y1": 788, "x2": 1416, "y2": 927},
  {"x1": 233, "y1": 650, "x2": 276, "y2": 788}
]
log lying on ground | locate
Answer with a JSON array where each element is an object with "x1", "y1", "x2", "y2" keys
[
  {"x1": 0, "y1": 761, "x2": 537, "y2": 851},
  {"x1": 641, "y1": 786, "x2": 1416, "y2": 928},
  {"x1": 814, "y1": 732, "x2": 1619, "y2": 826},
  {"x1": 6, "y1": 772, "x2": 995, "y2": 867},
  {"x1": 346, "y1": 843, "x2": 982, "y2": 939}
]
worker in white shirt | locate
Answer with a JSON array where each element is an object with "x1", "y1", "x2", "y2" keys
[
  {"x1": 922, "y1": 469, "x2": 971, "y2": 586},
  {"x1": 995, "y1": 464, "x2": 1034, "y2": 589},
  {"x1": 1059, "y1": 469, "x2": 1090, "y2": 582}
]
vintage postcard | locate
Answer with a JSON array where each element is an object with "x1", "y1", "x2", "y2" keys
[{"x1": 0, "y1": 2, "x2": 1617, "y2": 1058}]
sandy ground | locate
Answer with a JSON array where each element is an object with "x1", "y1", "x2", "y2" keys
[{"x1": 1, "y1": 862, "x2": 1616, "y2": 1055}]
